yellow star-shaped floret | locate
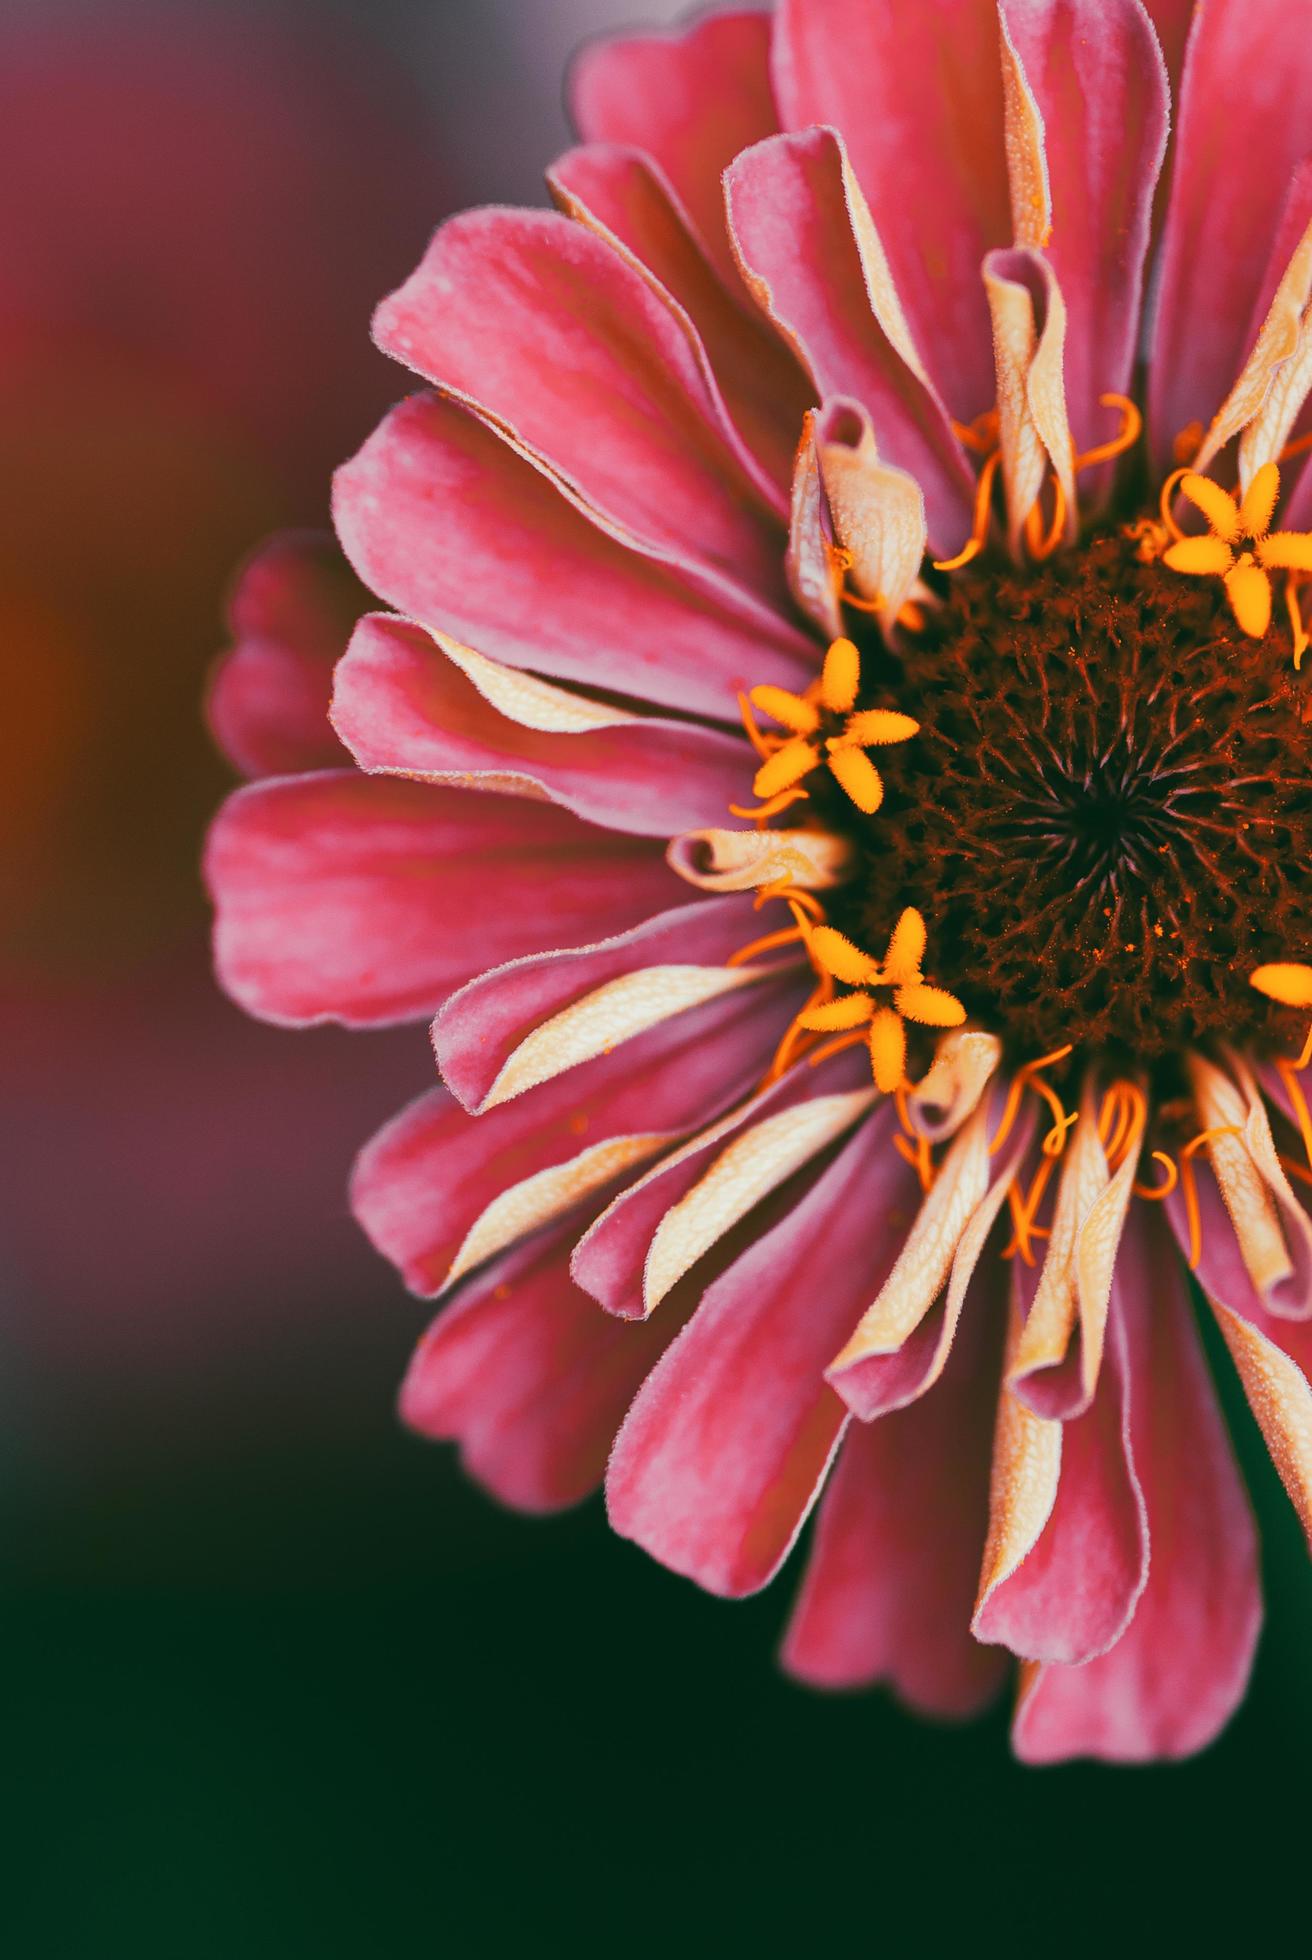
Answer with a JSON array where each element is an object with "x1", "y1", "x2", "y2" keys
[
  {"x1": 796, "y1": 907, "x2": 965, "y2": 1092},
  {"x1": 1163, "y1": 462, "x2": 1312, "y2": 638},
  {"x1": 748, "y1": 637, "x2": 918, "y2": 816}
]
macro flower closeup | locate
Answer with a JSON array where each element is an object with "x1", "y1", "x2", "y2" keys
[{"x1": 207, "y1": 0, "x2": 1312, "y2": 1763}]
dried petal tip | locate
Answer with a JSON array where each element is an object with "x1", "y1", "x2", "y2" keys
[{"x1": 1250, "y1": 962, "x2": 1312, "y2": 1008}]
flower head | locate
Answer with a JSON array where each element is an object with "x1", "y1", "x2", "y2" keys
[{"x1": 208, "y1": 0, "x2": 1312, "y2": 1764}]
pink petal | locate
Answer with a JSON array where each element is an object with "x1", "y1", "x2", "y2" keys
[
  {"x1": 973, "y1": 1291, "x2": 1147, "y2": 1665},
  {"x1": 999, "y1": 0, "x2": 1168, "y2": 466},
  {"x1": 400, "y1": 1219, "x2": 684, "y2": 1514},
  {"x1": 1140, "y1": 0, "x2": 1195, "y2": 90},
  {"x1": 571, "y1": 1045, "x2": 873, "y2": 1320},
  {"x1": 373, "y1": 207, "x2": 788, "y2": 597},
  {"x1": 1169, "y1": 1111, "x2": 1312, "y2": 1324},
  {"x1": 1149, "y1": 0, "x2": 1312, "y2": 466},
  {"x1": 724, "y1": 128, "x2": 975, "y2": 556},
  {"x1": 331, "y1": 612, "x2": 752, "y2": 839},
  {"x1": 353, "y1": 977, "x2": 803, "y2": 1297},
  {"x1": 781, "y1": 1278, "x2": 1008, "y2": 1717},
  {"x1": 206, "y1": 772, "x2": 683, "y2": 1027},
  {"x1": 333, "y1": 391, "x2": 818, "y2": 722},
  {"x1": 435, "y1": 895, "x2": 760, "y2": 1114},
  {"x1": 207, "y1": 533, "x2": 357, "y2": 777},
  {"x1": 605, "y1": 1104, "x2": 922, "y2": 1597},
  {"x1": 548, "y1": 142, "x2": 813, "y2": 493},
  {"x1": 568, "y1": 9, "x2": 778, "y2": 290},
  {"x1": 772, "y1": 0, "x2": 1010, "y2": 420},
  {"x1": 824, "y1": 1102, "x2": 1034, "y2": 1420},
  {"x1": 1012, "y1": 1207, "x2": 1260, "y2": 1764}
]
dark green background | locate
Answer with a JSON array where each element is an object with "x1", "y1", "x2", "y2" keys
[{"x1": 7, "y1": 1309, "x2": 1309, "y2": 1956}]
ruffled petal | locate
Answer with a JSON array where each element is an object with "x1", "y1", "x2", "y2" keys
[
  {"x1": 568, "y1": 9, "x2": 778, "y2": 289},
  {"x1": 207, "y1": 533, "x2": 357, "y2": 777},
  {"x1": 400, "y1": 1220, "x2": 684, "y2": 1514},
  {"x1": 1193, "y1": 164, "x2": 1312, "y2": 484},
  {"x1": 781, "y1": 1271, "x2": 1009, "y2": 1717},
  {"x1": 803, "y1": 398, "x2": 927, "y2": 631},
  {"x1": 1185, "y1": 1051, "x2": 1312, "y2": 1321},
  {"x1": 998, "y1": 0, "x2": 1167, "y2": 464},
  {"x1": 571, "y1": 1046, "x2": 875, "y2": 1320},
  {"x1": 1210, "y1": 1301, "x2": 1312, "y2": 1552},
  {"x1": 548, "y1": 143, "x2": 812, "y2": 492},
  {"x1": 206, "y1": 773, "x2": 683, "y2": 1028},
  {"x1": 1012, "y1": 1208, "x2": 1260, "y2": 1764},
  {"x1": 605, "y1": 1105, "x2": 915, "y2": 1597},
  {"x1": 373, "y1": 207, "x2": 788, "y2": 593},
  {"x1": 973, "y1": 1288, "x2": 1146, "y2": 1665},
  {"x1": 826, "y1": 1090, "x2": 1030, "y2": 1418},
  {"x1": 982, "y1": 247, "x2": 1078, "y2": 553},
  {"x1": 1149, "y1": 0, "x2": 1312, "y2": 467},
  {"x1": 667, "y1": 825, "x2": 853, "y2": 894},
  {"x1": 331, "y1": 613, "x2": 752, "y2": 838},
  {"x1": 354, "y1": 978, "x2": 801, "y2": 1299},
  {"x1": 333, "y1": 392, "x2": 817, "y2": 721},
  {"x1": 1008, "y1": 1079, "x2": 1140, "y2": 1419},
  {"x1": 434, "y1": 895, "x2": 765, "y2": 1114},
  {"x1": 724, "y1": 127, "x2": 975, "y2": 556},
  {"x1": 772, "y1": 0, "x2": 1010, "y2": 420}
]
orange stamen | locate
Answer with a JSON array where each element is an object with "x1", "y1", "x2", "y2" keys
[
  {"x1": 736, "y1": 690, "x2": 776, "y2": 762},
  {"x1": 934, "y1": 447, "x2": 1001, "y2": 572},
  {"x1": 989, "y1": 1044, "x2": 1074, "y2": 1157},
  {"x1": 1158, "y1": 464, "x2": 1191, "y2": 541},
  {"x1": 1178, "y1": 1125, "x2": 1243, "y2": 1270},
  {"x1": 727, "y1": 787, "x2": 810, "y2": 823},
  {"x1": 1133, "y1": 1151, "x2": 1179, "y2": 1201},
  {"x1": 726, "y1": 924, "x2": 807, "y2": 968},
  {"x1": 1286, "y1": 576, "x2": 1310, "y2": 671},
  {"x1": 1003, "y1": 1156, "x2": 1056, "y2": 1266},
  {"x1": 1023, "y1": 473, "x2": 1067, "y2": 561},
  {"x1": 1278, "y1": 431, "x2": 1312, "y2": 465},
  {"x1": 1073, "y1": 393, "x2": 1143, "y2": 474}
]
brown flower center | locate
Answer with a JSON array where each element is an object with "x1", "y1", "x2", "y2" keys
[{"x1": 819, "y1": 528, "x2": 1312, "y2": 1062}]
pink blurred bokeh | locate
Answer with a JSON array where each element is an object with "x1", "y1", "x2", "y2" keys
[{"x1": 0, "y1": 0, "x2": 685, "y2": 1496}]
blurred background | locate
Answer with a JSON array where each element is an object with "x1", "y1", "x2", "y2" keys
[{"x1": 2, "y1": 2, "x2": 1308, "y2": 1949}]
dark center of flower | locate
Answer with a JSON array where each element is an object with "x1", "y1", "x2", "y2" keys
[{"x1": 820, "y1": 528, "x2": 1312, "y2": 1062}]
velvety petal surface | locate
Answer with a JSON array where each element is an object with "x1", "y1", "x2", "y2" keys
[
  {"x1": 782, "y1": 1272, "x2": 1009, "y2": 1717},
  {"x1": 334, "y1": 392, "x2": 817, "y2": 721},
  {"x1": 332, "y1": 613, "x2": 752, "y2": 838},
  {"x1": 571, "y1": 1047, "x2": 874, "y2": 1320},
  {"x1": 373, "y1": 207, "x2": 788, "y2": 593},
  {"x1": 569, "y1": 10, "x2": 778, "y2": 289},
  {"x1": 1149, "y1": 0, "x2": 1312, "y2": 465},
  {"x1": 725, "y1": 128, "x2": 975, "y2": 555},
  {"x1": 974, "y1": 1294, "x2": 1146, "y2": 1666},
  {"x1": 773, "y1": 0, "x2": 1010, "y2": 420},
  {"x1": 400, "y1": 1220, "x2": 685, "y2": 1513},
  {"x1": 207, "y1": 773, "x2": 684, "y2": 1027},
  {"x1": 548, "y1": 142, "x2": 812, "y2": 492},
  {"x1": 999, "y1": 0, "x2": 1168, "y2": 460},
  {"x1": 353, "y1": 976, "x2": 803, "y2": 1296},
  {"x1": 1012, "y1": 1209, "x2": 1260, "y2": 1763},
  {"x1": 434, "y1": 895, "x2": 763, "y2": 1114},
  {"x1": 606, "y1": 1104, "x2": 919, "y2": 1597}
]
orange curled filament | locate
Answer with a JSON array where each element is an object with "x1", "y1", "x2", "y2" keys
[
  {"x1": 933, "y1": 447, "x2": 1001, "y2": 572},
  {"x1": 1177, "y1": 1125, "x2": 1243, "y2": 1271},
  {"x1": 990, "y1": 1044, "x2": 1074, "y2": 1159}
]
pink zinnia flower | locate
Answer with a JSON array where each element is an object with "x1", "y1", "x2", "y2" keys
[{"x1": 207, "y1": 0, "x2": 1312, "y2": 1762}]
